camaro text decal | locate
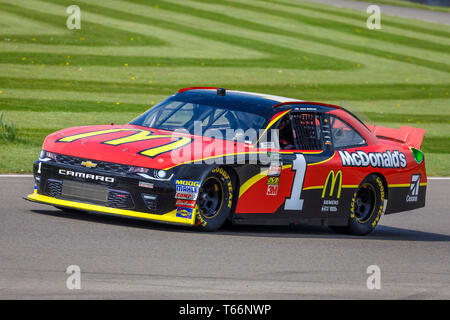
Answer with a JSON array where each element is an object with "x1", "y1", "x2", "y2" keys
[{"x1": 58, "y1": 169, "x2": 115, "y2": 183}]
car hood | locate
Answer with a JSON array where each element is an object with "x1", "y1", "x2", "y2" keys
[{"x1": 43, "y1": 124, "x2": 258, "y2": 170}]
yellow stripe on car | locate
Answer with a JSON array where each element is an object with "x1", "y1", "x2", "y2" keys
[
  {"x1": 238, "y1": 164, "x2": 292, "y2": 198},
  {"x1": 57, "y1": 129, "x2": 133, "y2": 142},
  {"x1": 26, "y1": 193, "x2": 195, "y2": 226}
]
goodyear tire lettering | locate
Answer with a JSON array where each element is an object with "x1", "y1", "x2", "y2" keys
[{"x1": 196, "y1": 167, "x2": 234, "y2": 231}]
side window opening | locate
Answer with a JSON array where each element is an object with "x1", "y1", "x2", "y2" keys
[
  {"x1": 291, "y1": 113, "x2": 323, "y2": 150},
  {"x1": 277, "y1": 115, "x2": 295, "y2": 150},
  {"x1": 329, "y1": 115, "x2": 366, "y2": 149},
  {"x1": 276, "y1": 113, "x2": 324, "y2": 150}
]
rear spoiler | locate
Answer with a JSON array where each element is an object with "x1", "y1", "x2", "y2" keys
[{"x1": 366, "y1": 125, "x2": 425, "y2": 149}]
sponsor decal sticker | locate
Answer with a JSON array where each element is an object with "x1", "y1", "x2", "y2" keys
[
  {"x1": 266, "y1": 185, "x2": 278, "y2": 196},
  {"x1": 267, "y1": 176, "x2": 279, "y2": 186},
  {"x1": 266, "y1": 176, "x2": 279, "y2": 196},
  {"x1": 175, "y1": 192, "x2": 198, "y2": 200},
  {"x1": 260, "y1": 142, "x2": 275, "y2": 149},
  {"x1": 175, "y1": 179, "x2": 200, "y2": 200},
  {"x1": 138, "y1": 181, "x2": 154, "y2": 189},
  {"x1": 321, "y1": 170, "x2": 342, "y2": 213},
  {"x1": 175, "y1": 199, "x2": 196, "y2": 209},
  {"x1": 406, "y1": 174, "x2": 421, "y2": 202},
  {"x1": 338, "y1": 150, "x2": 407, "y2": 168},
  {"x1": 176, "y1": 206, "x2": 194, "y2": 219},
  {"x1": 174, "y1": 179, "x2": 200, "y2": 187},
  {"x1": 268, "y1": 165, "x2": 282, "y2": 176}
]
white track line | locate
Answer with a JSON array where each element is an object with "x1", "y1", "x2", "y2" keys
[{"x1": 0, "y1": 175, "x2": 33, "y2": 178}]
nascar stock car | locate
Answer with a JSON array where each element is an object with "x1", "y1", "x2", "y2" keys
[{"x1": 25, "y1": 87, "x2": 427, "y2": 235}]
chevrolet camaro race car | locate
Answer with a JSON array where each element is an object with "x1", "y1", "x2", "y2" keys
[{"x1": 25, "y1": 87, "x2": 427, "y2": 235}]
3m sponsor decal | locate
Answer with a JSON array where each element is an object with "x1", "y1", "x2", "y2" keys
[
  {"x1": 175, "y1": 199, "x2": 196, "y2": 208},
  {"x1": 339, "y1": 150, "x2": 407, "y2": 168},
  {"x1": 266, "y1": 176, "x2": 280, "y2": 196},
  {"x1": 266, "y1": 185, "x2": 279, "y2": 196},
  {"x1": 321, "y1": 170, "x2": 342, "y2": 213},
  {"x1": 58, "y1": 169, "x2": 114, "y2": 183},
  {"x1": 176, "y1": 206, "x2": 194, "y2": 219},
  {"x1": 406, "y1": 174, "x2": 421, "y2": 202}
]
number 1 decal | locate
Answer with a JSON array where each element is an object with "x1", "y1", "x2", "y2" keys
[{"x1": 284, "y1": 154, "x2": 306, "y2": 210}]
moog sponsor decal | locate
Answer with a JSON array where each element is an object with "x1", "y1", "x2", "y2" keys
[{"x1": 175, "y1": 179, "x2": 200, "y2": 200}]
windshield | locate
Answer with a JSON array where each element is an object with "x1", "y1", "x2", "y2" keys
[{"x1": 130, "y1": 100, "x2": 267, "y2": 141}]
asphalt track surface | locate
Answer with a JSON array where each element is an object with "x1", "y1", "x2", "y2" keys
[
  {"x1": 0, "y1": 176, "x2": 449, "y2": 299},
  {"x1": 306, "y1": 0, "x2": 450, "y2": 25}
]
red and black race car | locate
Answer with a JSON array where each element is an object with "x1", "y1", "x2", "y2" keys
[{"x1": 25, "y1": 87, "x2": 427, "y2": 235}]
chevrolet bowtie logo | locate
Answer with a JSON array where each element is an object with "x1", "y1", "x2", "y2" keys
[{"x1": 81, "y1": 161, "x2": 97, "y2": 168}]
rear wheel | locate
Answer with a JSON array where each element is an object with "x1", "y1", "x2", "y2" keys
[
  {"x1": 195, "y1": 167, "x2": 234, "y2": 231},
  {"x1": 331, "y1": 175, "x2": 385, "y2": 236}
]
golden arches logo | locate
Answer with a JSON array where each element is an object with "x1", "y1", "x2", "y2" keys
[
  {"x1": 321, "y1": 170, "x2": 343, "y2": 199},
  {"x1": 56, "y1": 129, "x2": 192, "y2": 158}
]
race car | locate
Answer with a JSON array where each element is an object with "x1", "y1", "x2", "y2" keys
[{"x1": 25, "y1": 87, "x2": 427, "y2": 235}]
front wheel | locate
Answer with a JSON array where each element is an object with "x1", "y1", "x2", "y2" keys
[
  {"x1": 195, "y1": 167, "x2": 234, "y2": 232},
  {"x1": 330, "y1": 175, "x2": 386, "y2": 236}
]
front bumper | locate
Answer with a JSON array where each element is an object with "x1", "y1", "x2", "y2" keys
[{"x1": 26, "y1": 159, "x2": 196, "y2": 226}]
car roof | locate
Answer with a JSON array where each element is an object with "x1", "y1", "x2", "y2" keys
[{"x1": 173, "y1": 88, "x2": 300, "y2": 118}]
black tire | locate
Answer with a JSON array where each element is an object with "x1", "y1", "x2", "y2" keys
[
  {"x1": 330, "y1": 175, "x2": 385, "y2": 236},
  {"x1": 195, "y1": 167, "x2": 234, "y2": 232}
]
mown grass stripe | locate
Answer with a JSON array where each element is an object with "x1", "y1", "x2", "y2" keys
[
  {"x1": 261, "y1": 0, "x2": 450, "y2": 38},
  {"x1": 0, "y1": 52, "x2": 351, "y2": 70},
  {"x1": 187, "y1": 0, "x2": 450, "y2": 54},
  {"x1": 4, "y1": 0, "x2": 450, "y2": 72},
  {"x1": 34, "y1": 0, "x2": 354, "y2": 70},
  {"x1": 0, "y1": 2, "x2": 165, "y2": 47},
  {"x1": 0, "y1": 98, "x2": 149, "y2": 113},
  {"x1": 364, "y1": 112, "x2": 449, "y2": 124},
  {"x1": 421, "y1": 136, "x2": 450, "y2": 154},
  {"x1": 107, "y1": 0, "x2": 450, "y2": 73},
  {"x1": 0, "y1": 81, "x2": 448, "y2": 101}
]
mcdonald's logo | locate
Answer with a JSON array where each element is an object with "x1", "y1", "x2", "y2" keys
[{"x1": 321, "y1": 170, "x2": 343, "y2": 199}]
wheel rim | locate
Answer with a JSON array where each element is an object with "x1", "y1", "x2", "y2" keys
[
  {"x1": 354, "y1": 183, "x2": 376, "y2": 223},
  {"x1": 198, "y1": 177, "x2": 223, "y2": 219}
]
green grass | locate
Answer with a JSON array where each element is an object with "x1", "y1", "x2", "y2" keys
[{"x1": 0, "y1": 0, "x2": 449, "y2": 174}]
